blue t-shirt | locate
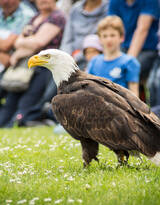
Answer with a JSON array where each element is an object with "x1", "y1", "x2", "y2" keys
[
  {"x1": 108, "y1": 0, "x2": 159, "y2": 50},
  {"x1": 87, "y1": 53, "x2": 140, "y2": 88}
]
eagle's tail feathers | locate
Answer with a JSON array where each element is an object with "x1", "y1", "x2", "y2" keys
[{"x1": 148, "y1": 152, "x2": 160, "y2": 166}]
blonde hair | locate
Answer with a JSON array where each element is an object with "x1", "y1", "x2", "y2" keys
[{"x1": 97, "y1": 16, "x2": 125, "y2": 37}]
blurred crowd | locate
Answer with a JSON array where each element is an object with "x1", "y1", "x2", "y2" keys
[{"x1": 0, "y1": 0, "x2": 160, "y2": 131}]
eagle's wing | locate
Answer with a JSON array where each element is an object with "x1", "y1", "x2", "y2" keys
[
  {"x1": 52, "y1": 79, "x2": 160, "y2": 155},
  {"x1": 86, "y1": 76, "x2": 160, "y2": 129}
]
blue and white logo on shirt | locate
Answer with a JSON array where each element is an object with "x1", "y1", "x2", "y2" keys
[{"x1": 109, "y1": 67, "x2": 122, "y2": 78}]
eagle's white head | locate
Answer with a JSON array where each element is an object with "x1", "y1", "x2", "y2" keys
[{"x1": 28, "y1": 49, "x2": 79, "y2": 87}]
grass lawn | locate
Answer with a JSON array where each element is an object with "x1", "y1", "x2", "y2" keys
[{"x1": 0, "y1": 126, "x2": 159, "y2": 205}]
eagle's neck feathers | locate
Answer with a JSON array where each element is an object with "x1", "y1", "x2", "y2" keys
[{"x1": 50, "y1": 61, "x2": 79, "y2": 87}]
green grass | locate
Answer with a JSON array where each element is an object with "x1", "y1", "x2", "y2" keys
[{"x1": 0, "y1": 127, "x2": 160, "y2": 205}]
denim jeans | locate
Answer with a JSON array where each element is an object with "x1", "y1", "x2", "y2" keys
[
  {"x1": 21, "y1": 78, "x2": 57, "y2": 124},
  {"x1": 147, "y1": 57, "x2": 160, "y2": 107},
  {"x1": 0, "y1": 67, "x2": 51, "y2": 127}
]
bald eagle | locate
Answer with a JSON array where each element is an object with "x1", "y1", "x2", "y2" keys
[{"x1": 28, "y1": 49, "x2": 160, "y2": 166}]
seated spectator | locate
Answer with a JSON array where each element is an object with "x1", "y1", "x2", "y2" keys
[
  {"x1": 0, "y1": 0, "x2": 35, "y2": 72},
  {"x1": 10, "y1": 0, "x2": 65, "y2": 66},
  {"x1": 0, "y1": 0, "x2": 66, "y2": 127},
  {"x1": 0, "y1": 0, "x2": 35, "y2": 110},
  {"x1": 108, "y1": 0, "x2": 159, "y2": 102},
  {"x1": 60, "y1": 0, "x2": 108, "y2": 69},
  {"x1": 87, "y1": 16, "x2": 140, "y2": 96},
  {"x1": 0, "y1": 0, "x2": 35, "y2": 107}
]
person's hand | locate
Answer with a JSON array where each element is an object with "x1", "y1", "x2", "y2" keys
[
  {"x1": 22, "y1": 25, "x2": 34, "y2": 37},
  {"x1": 10, "y1": 52, "x2": 18, "y2": 66},
  {"x1": 0, "y1": 52, "x2": 10, "y2": 67},
  {"x1": 14, "y1": 35, "x2": 26, "y2": 48}
]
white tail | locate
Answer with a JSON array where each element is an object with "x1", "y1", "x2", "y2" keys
[{"x1": 148, "y1": 152, "x2": 160, "y2": 166}]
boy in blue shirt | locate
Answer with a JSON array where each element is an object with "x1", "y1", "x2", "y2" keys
[{"x1": 87, "y1": 16, "x2": 140, "y2": 96}]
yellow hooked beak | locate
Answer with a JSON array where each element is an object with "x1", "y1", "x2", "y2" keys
[{"x1": 28, "y1": 55, "x2": 48, "y2": 68}]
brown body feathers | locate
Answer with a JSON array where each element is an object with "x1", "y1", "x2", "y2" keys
[{"x1": 52, "y1": 70, "x2": 160, "y2": 166}]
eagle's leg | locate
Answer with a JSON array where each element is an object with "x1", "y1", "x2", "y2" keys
[
  {"x1": 80, "y1": 138, "x2": 99, "y2": 168},
  {"x1": 114, "y1": 150, "x2": 129, "y2": 165}
]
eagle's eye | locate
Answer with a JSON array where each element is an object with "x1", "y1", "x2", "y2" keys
[{"x1": 43, "y1": 54, "x2": 51, "y2": 59}]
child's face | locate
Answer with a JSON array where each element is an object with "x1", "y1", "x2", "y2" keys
[
  {"x1": 84, "y1": 47, "x2": 101, "y2": 62},
  {"x1": 99, "y1": 27, "x2": 124, "y2": 53}
]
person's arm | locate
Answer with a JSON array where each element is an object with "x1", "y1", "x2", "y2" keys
[
  {"x1": 0, "y1": 34, "x2": 18, "y2": 52},
  {"x1": 10, "y1": 48, "x2": 35, "y2": 66},
  {"x1": 128, "y1": 82, "x2": 139, "y2": 97},
  {"x1": 14, "y1": 22, "x2": 61, "y2": 51},
  {"x1": 126, "y1": 57, "x2": 140, "y2": 97},
  {"x1": 0, "y1": 52, "x2": 10, "y2": 67},
  {"x1": 127, "y1": 15, "x2": 153, "y2": 57}
]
